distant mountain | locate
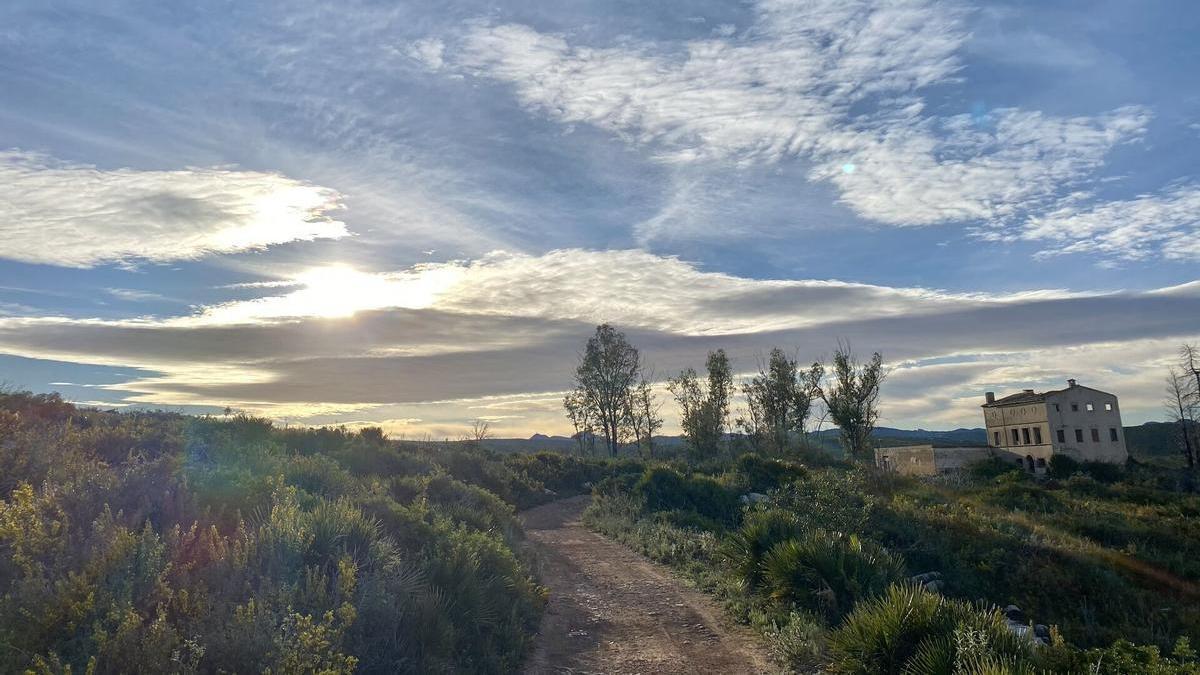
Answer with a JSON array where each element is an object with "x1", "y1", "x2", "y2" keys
[
  {"x1": 1125, "y1": 420, "x2": 1197, "y2": 456},
  {"x1": 481, "y1": 428, "x2": 985, "y2": 454},
  {"x1": 481, "y1": 422, "x2": 1184, "y2": 456}
]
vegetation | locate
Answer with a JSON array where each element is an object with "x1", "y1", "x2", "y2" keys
[
  {"x1": 565, "y1": 323, "x2": 661, "y2": 457},
  {"x1": 584, "y1": 451, "x2": 1200, "y2": 673},
  {"x1": 0, "y1": 390, "x2": 616, "y2": 674},
  {"x1": 669, "y1": 348, "x2": 736, "y2": 460}
]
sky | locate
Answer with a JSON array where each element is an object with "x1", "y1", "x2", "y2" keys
[{"x1": 1, "y1": 0, "x2": 1198, "y2": 439}]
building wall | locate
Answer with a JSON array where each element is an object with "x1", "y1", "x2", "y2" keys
[
  {"x1": 876, "y1": 445, "x2": 938, "y2": 476},
  {"x1": 931, "y1": 446, "x2": 995, "y2": 471},
  {"x1": 876, "y1": 445, "x2": 995, "y2": 476},
  {"x1": 984, "y1": 402, "x2": 1053, "y2": 470},
  {"x1": 1045, "y1": 388, "x2": 1127, "y2": 463}
]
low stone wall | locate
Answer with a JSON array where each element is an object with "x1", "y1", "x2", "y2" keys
[{"x1": 876, "y1": 445, "x2": 994, "y2": 476}]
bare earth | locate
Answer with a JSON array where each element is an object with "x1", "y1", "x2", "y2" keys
[{"x1": 520, "y1": 495, "x2": 777, "y2": 675}]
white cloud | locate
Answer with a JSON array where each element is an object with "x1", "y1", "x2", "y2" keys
[
  {"x1": 0, "y1": 151, "x2": 348, "y2": 268},
  {"x1": 0, "y1": 249, "x2": 1195, "y2": 434},
  {"x1": 447, "y1": 0, "x2": 1148, "y2": 232},
  {"x1": 813, "y1": 105, "x2": 1149, "y2": 225},
  {"x1": 406, "y1": 37, "x2": 445, "y2": 70},
  {"x1": 178, "y1": 248, "x2": 1093, "y2": 332},
  {"x1": 1019, "y1": 183, "x2": 1200, "y2": 262}
]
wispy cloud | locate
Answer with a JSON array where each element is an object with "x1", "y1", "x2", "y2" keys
[
  {"x1": 1018, "y1": 183, "x2": 1200, "y2": 262},
  {"x1": 0, "y1": 151, "x2": 348, "y2": 268},
  {"x1": 444, "y1": 0, "x2": 1148, "y2": 235}
]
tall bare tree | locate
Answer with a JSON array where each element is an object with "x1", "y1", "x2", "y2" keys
[
  {"x1": 1166, "y1": 367, "x2": 1196, "y2": 469},
  {"x1": 567, "y1": 324, "x2": 642, "y2": 457},
  {"x1": 818, "y1": 343, "x2": 886, "y2": 462},
  {"x1": 1182, "y1": 343, "x2": 1200, "y2": 408},
  {"x1": 563, "y1": 389, "x2": 594, "y2": 456},
  {"x1": 469, "y1": 419, "x2": 492, "y2": 444},
  {"x1": 626, "y1": 370, "x2": 663, "y2": 458}
]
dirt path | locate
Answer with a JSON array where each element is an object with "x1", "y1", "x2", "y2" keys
[{"x1": 520, "y1": 495, "x2": 777, "y2": 675}]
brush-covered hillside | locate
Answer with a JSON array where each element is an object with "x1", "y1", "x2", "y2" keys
[{"x1": 0, "y1": 390, "x2": 628, "y2": 674}]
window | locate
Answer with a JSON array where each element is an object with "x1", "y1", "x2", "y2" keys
[
  {"x1": 1075, "y1": 429, "x2": 1084, "y2": 443},
  {"x1": 993, "y1": 431, "x2": 1001, "y2": 446},
  {"x1": 1012, "y1": 429, "x2": 1020, "y2": 445},
  {"x1": 1091, "y1": 428, "x2": 1100, "y2": 442},
  {"x1": 1086, "y1": 403, "x2": 1094, "y2": 412},
  {"x1": 1036, "y1": 457, "x2": 1046, "y2": 468},
  {"x1": 1110, "y1": 428, "x2": 1119, "y2": 442},
  {"x1": 1056, "y1": 429, "x2": 1066, "y2": 443},
  {"x1": 1105, "y1": 403, "x2": 1113, "y2": 411},
  {"x1": 1022, "y1": 428, "x2": 1031, "y2": 444},
  {"x1": 1071, "y1": 403, "x2": 1079, "y2": 411},
  {"x1": 1034, "y1": 427, "x2": 1043, "y2": 444}
]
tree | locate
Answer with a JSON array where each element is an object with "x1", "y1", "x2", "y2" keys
[
  {"x1": 563, "y1": 389, "x2": 595, "y2": 456},
  {"x1": 739, "y1": 348, "x2": 822, "y2": 455},
  {"x1": 1166, "y1": 367, "x2": 1196, "y2": 469},
  {"x1": 469, "y1": 419, "x2": 492, "y2": 444},
  {"x1": 706, "y1": 349, "x2": 735, "y2": 455},
  {"x1": 626, "y1": 371, "x2": 663, "y2": 458},
  {"x1": 1181, "y1": 343, "x2": 1200, "y2": 411},
  {"x1": 670, "y1": 349, "x2": 735, "y2": 460},
  {"x1": 566, "y1": 324, "x2": 642, "y2": 457},
  {"x1": 818, "y1": 343, "x2": 885, "y2": 462}
]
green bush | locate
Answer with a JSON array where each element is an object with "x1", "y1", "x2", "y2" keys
[
  {"x1": 633, "y1": 467, "x2": 739, "y2": 526},
  {"x1": 761, "y1": 530, "x2": 907, "y2": 622},
  {"x1": 763, "y1": 468, "x2": 877, "y2": 534},
  {"x1": 827, "y1": 584, "x2": 1037, "y2": 674},
  {"x1": 1048, "y1": 454, "x2": 1082, "y2": 480},
  {"x1": 0, "y1": 392, "x2": 553, "y2": 674},
  {"x1": 733, "y1": 453, "x2": 808, "y2": 492},
  {"x1": 721, "y1": 508, "x2": 806, "y2": 589}
]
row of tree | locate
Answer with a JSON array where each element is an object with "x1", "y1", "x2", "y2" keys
[
  {"x1": 1166, "y1": 343, "x2": 1200, "y2": 467},
  {"x1": 563, "y1": 324, "x2": 885, "y2": 461}
]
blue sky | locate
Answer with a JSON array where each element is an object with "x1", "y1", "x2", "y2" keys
[{"x1": 1, "y1": 0, "x2": 1197, "y2": 437}]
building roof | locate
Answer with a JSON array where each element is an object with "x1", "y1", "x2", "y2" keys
[
  {"x1": 984, "y1": 390, "x2": 1054, "y2": 407},
  {"x1": 982, "y1": 381, "x2": 1117, "y2": 408}
]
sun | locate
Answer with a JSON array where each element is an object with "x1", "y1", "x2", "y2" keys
[{"x1": 288, "y1": 263, "x2": 463, "y2": 319}]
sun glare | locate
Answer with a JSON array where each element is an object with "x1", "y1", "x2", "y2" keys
[
  {"x1": 189, "y1": 262, "x2": 466, "y2": 325},
  {"x1": 291, "y1": 263, "x2": 463, "y2": 319}
]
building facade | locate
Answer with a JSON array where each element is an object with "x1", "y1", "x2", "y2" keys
[{"x1": 982, "y1": 379, "x2": 1127, "y2": 472}]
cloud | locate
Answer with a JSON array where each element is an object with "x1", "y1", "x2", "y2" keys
[
  {"x1": 0, "y1": 151, "x2": 348, "y2": 268},
  {"x1": 455, "y1": 1, "x2": 965, "y2": 165},
  {"x1": 0, "y1": 249, "x2": 1195, "y2": 432},
  {"x1": 407, "y1": 37, "x2": 446, "y2": 70},
  {"x1": 447, "y1": 0, "x2": 1148, "y2": 232},
  {"x1": 813, "y1": 105, "x2": 1149, "y2": 226},
  {"x1": 1018, "y1": 183, "x2": 1200, "y2": 262}
]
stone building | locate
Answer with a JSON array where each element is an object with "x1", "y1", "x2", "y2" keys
[
  {"x1": 875, "y1": 444, "x2": 994, "y2": 476},
  {"x1": 875, "y1": 379, "x2": 1128, "y2": 476},
  {"x1": 982, "y1": 379, "x2": 1127, "y2": 472}
]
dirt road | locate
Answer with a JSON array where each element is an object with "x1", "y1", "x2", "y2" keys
[{"x1": 520, "y1": 495, "x2": 776, "y2": 675}]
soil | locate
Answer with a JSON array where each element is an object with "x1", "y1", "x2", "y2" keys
[{"x1": 520, "y1": 495, "x2": 778, "y2": 675}]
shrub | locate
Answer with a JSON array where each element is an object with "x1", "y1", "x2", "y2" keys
[
  {"x1": 721, "y1": 508, "x2": 806, "y2": 589},
  {"x1": 970, "y1": 457, "x2": 1024, "y2": 481},
  {"x1": 761, "y1": 530, "x2": 907, "y2": 622},
  {"x1": 633, "y1": 467, "x2": 739, "y2": 526},
  {"x1": 1048, "y1": 454, "x2": 1081, "y2": 480},
  {"x1": 764, "y1": 468, "x2": 876, "y2": 534},
  {"x1": 827, "y1": 584, "x2": 1037, "y2": 674},
  {"x1": 733, "y1": 453, "x2": 808, "y2": 492}
]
